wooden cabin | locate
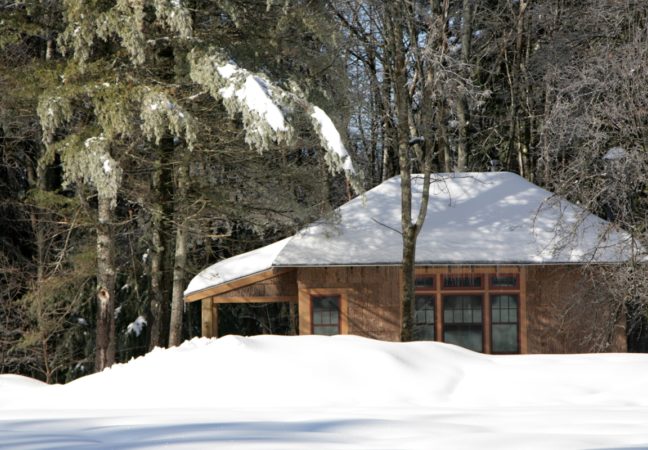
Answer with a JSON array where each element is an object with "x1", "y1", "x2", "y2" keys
[{"x1": 185, "y1": 172, "x2": 634, "y2": 353}]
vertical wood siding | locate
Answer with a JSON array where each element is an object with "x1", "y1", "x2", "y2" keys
[
  {"x1": 297, "y1": 266, "x2": 402, "y2": 341},
  {"x1": 526, "y1": 265, "x2": 626, "y2": 353}
]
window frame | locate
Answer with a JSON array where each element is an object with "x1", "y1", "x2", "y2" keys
[
  {"x1": 489, "y1": 293, "x2": 520, "y2": 354},
  {"x1": 311, "y1": 294, "x2": 341, "y2": 335},
  {"x1": 441, "y1": 274, "x2": 484, "y2": 290},
  {"x1": 488, "y1": 273, "x2": 520, "y2": 290},
  {"x1": 414, "y1": 269, "x2": 524, "y2": 354},
  {"x1": 442, "y1": 294, "x2": 484, "y2": 352},
  {"x1": 413, "y1": 294, "x2": 436, "y2": 340}
]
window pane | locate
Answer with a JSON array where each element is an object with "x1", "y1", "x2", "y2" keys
[
  {"x1": 491, "y1": 295, "x2": 518, "y2": 323},
  {"x1": 443, "y1": 295, "x2": 483, "y2": 352},
  {"x1": 491, "y1": 295, "x2": 518, "y2": 353},
  {"x1": 444, "y1": 325, "x2": 483, "y2": 352},
  {"x1": 413, "y1": 295, "x2": 435, "y2": 340},
  {"x1": 314, "y1": 325, "x2": 338, "y2": 336},
  {"x1": 492, "y1": 324, "x2": 518, "y2": 353},
  {"x1": 415, "y1": 276, "x2": 435, "y2": 288},
  {"x1": 443, "y1": 275, "x2": 482, "y2": 289},
  {"x1": 413, "y1": 325, "x2": 436, "y2": 340},
  {"x1": 312, "y1": 295, "x2": 340, "y2": 335},
  {"x1": 491, "y1": 275, "x2": 518, "y2": 288}
]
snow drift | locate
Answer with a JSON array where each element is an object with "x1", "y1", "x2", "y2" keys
[{"x1": 3, "y1": 335, "x2": 648, "y2": 411}]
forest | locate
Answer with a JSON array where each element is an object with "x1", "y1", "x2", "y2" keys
[{"x1": 1, "y1": 0, "x2": 647, "y2": 383}]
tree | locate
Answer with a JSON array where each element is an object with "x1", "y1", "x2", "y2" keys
[{"x1": 36, "y1": 0, "x2": 359, "y2": 369}]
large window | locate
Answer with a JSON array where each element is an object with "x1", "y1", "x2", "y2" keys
[
  {"x1": 311, "y1": 295, "x2": 340, "y2": 335},
  {"x1": 413, "y1": 295, "x2": 435, "y2": 340},
  {"x1": 413, "y1": 271, "x2": 522, "y2": 354},
  {"x1": 491, "y1": 294, "x2": 519, "y2": 353},
  {"x1": 443, "y1": 295, "x2": 483, "y2": 352}
]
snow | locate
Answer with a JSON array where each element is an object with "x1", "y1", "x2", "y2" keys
[
  {"x1": 311, "y1": 106, "x2": 355, "y2": 173},
  {"x1": 126, "y1": 316, "x2": 147, "y2": 337},
  {"x1": 102, "y1": 158, "x2": 111, "y2": 174},
  {"x1": 186, "y1": 172, "x2": 635, "y2": 297},
  {"x1": 214, "y1": 63, "x2": 287, "y2": 132},
  {"x1": 216, "y1": 63, "x2": 237, "y2": 79},
  {"x1": 1, "y1": 335, "x2": 647, "y2": 449},
  {"x1": 603, "y1": 146, "x2": 627, "y2": 160},
  {"x1": 237, "y1": 75, "x2": 287, "y2": 132},
  {"x1": 273, "y1": 172, "x2": 634, "y2": 266},
  {"x1": 185, "y1": 237, "x2": 291, "y2": 296}
]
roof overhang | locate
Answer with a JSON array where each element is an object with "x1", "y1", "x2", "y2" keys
[{"x1": 184, "y1": 267, "x2": 294, "y2": 302}]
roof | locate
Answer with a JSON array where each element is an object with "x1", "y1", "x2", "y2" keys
[
  {"x1": 185, "y1": 172, "x2": 636, "y2": 297},
  {"x1": 185, "y1": 237, "x2": 291, "y2": 298}
]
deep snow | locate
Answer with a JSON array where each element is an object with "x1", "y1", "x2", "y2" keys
[{"x1": 1, "y1": 335, "x2": 648, "y2": 449}]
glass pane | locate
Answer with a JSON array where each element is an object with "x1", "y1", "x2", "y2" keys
[
  {"x1": 413, "y1": 324, "x2": 435, "y2": 340},
  {"x1": 314, "y1": 325, "x2": 338, "y2": 336},
  {"x1": 443, "y1": 275, "x2": 481, "y2": 289},
  {"x1": 444, "y1": 325, "x2": 483, "y2": 352},
  {"x1": 492, "y1": 324, "x2": 518, "y2": 353},
  {"x1": 492, "y1": 295, "x2": 518, "y2": 324},
  {"x1": 415, "y1": 276, "x2": 435, "y2": 288},
  {"x1": 312, "y1": 295, "x2": 340, "y2": 335},
  {"x1": 491, "y1": 275, "x2": 518, "y2": 288}
]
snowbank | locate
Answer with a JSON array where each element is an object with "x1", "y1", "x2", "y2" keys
[
  {"x1": 2, "y1": 336, "x2": 648, "y2": 449},
  {"x1": 3, "y1": 335, "x2": 647, "y2": 411}
]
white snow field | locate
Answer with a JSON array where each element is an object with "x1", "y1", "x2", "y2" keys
[{"x1": 1, "y1": 335, "x2": 648, "y2": 449}]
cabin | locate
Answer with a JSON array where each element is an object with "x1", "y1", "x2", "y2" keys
[{"x1": 184, "y1": 172, "x2": 635, "y2": 353}]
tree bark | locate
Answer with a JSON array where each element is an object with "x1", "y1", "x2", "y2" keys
[
  {"x1": 147, "y1": 158, "x2": 165, "y2": 350},
  {"x1": 168, "y1": 157, "x2": 189, "y2": 347},
  {"x1": 455, "y1": 0, "x2": 474, "y2": 171},
  {"x1": 95, "y1": 195, "x2": 116, "y2": 372}
]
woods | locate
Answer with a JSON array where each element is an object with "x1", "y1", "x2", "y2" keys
[{"x1": 1, "y1": 0, "x2": 648, "y2": 382}]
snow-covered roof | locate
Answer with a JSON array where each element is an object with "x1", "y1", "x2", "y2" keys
[
  {"x1": 186, "y1": 172, "x2": 635, "y2": 297},
  {"x1": 185, "y1": 237, "x2": 291, "y2": 297}
]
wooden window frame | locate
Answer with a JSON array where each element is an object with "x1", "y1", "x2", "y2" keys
[
  {"x1": 442, "y1": 294, "x2": 485, "y2": 352},
  {"x1": 488, "y1": 273, "x2": 520, "y2": 290},
  {"x1": 311, "y1": 294, "x2": 341, "y2": 335},
  {"x1": 442, "y1": 274, "x2": 484, "y2": 290},
  {"x1": 299, "y1": 288, "x2": 349, "y2": 335},
  {"x1": 414, "y1": 267, "x2": 526, "y2": 354},
  {"x1": 413, "y1": 294, "x2": 436, "y2": 340},
  {"x1": 489, "y1": 294, "x2": 520, "y2": 354},
  {"x1": 415, "y1": 275, "x2": 436, "y2": 290}
]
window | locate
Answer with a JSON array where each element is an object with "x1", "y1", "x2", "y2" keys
[
  {"x1": 413, "y1": 295, "x2": 435, "y2": 340},
  {"x1": 491, "y1": 295, "x2": 519, "y2": 353},
  {"x1": 443, "y1": 295, "x2": 483, "y2": 352},
  {"x1": 415, "y1": 276, "x2": 435, "y2": 289},
  {"x1": 490, "y1": 274, "x2": 519, "y2": 289},
  {"x1": 413, "y1": 269, "x2": 523, "y2": 354},
  {"x1": 311, "y1": 295, "x2": 340, "y2": 335},
  {"x1": 442, "y1": 274, "x2": 482, "y2": 289}
]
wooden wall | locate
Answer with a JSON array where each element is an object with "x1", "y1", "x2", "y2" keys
[
  {"x1": 526, "y1": 265, "x2": 626, "y2": 353},
  {"x1": 297, "y1": 266, "x2": 402, "y2": 341},
  {"x1": 196, "y1": 264, "x2": 628, "y2": 353},
  {"x1": 216, "y1": 270, "x2": 297, "y2": 300}
]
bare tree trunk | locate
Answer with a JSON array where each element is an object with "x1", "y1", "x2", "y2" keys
[
  {"x1": 95, "y1": 195, "x2": 116, "y2": 372},
  {"x1": 148, "y1": 159, "x2": 164, "y2": 350},
  {"x1": 455, "y1": 0, "x2": 474, "y2": 171},
  {"x1": 168, "y1": 157, "x2": 189, "y2": 347}
]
